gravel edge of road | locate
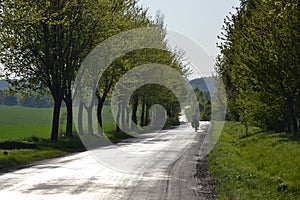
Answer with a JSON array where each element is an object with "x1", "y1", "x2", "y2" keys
[
  {"x1": 161, "y1": 122, "x2": 218, "y2": 200},
  {"x1": 194, "y1": 122, "x2": 218, "y2": 200},
  {"x1": 195, "y1": 155, "x2": 218, "y2": 199}
]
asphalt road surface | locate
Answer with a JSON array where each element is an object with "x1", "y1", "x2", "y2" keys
[{"x1": 0, "y1": 122, "x2": 213, "y2": 200}]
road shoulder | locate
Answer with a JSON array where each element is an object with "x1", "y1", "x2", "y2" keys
[{"x1": 195, "y1": 155, "x2": 218, "y2": 199}]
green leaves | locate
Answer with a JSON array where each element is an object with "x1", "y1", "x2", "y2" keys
[{"x1": 217, "y1": 0, "x2": 300, "y2": 134}]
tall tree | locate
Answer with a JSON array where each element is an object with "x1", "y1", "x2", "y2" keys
[
  {"x1": 0, "y1": 0, "x2": 111, "y2": 141},
  {"x1": 216, "y1": 0, "x2": 300, "y2": 134},
  {"x1": 93, "y1": 0, "x2": 152, "y2": 134}
]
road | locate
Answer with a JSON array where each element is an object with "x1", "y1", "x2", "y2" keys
[{"x1": 0, "y1": 122, "x2": 213, "y2": 200}]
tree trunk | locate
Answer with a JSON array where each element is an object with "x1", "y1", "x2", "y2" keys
[
  {"x1": 96, "y1": 89, "x2": 111, "y2": 134},
  {"x1": 288, "y1": 97, "x2": 298, "y2": 135},
  {"x1": 116, "y1": 103, "x2": 121, "y2": 132},
  {"x1": 64, "y1": 97, "x2": 73, "y2": 137},
  {"x1": 166, "y1": 107, "x2": 171, "y2": 118},
  {"x1": 125, "y1": 105, "x2": 129, "y2": 131},
  {"x1": 78, "y1": 101, "x2": 84, "y2": 135},
  {"x1": 87, "y1": 106, "x2": 93, "y2": 135},
  {"x1": 51, "y1": 98, "x2": 62, "y2": 142},
  {"x1": 131, "y1": 94, "x2": 138, "y2": 130},
  {"x1": 286, "y1": 112, "x2": 291, "y2": 133},
  {"x1": 97, "y1": 97, "x2": 104, "y2": 134},
  {"x1": 121, "y1": 103, "x2": 125, "y2": 131},
  {"x1": 141, "y1": 100, "x2": 145, "y2": 127},
  {"x1": 84, "y1": 98, "x2": 95, "y2": 135},
  {"x1": 145, "y1": 103, "x2": 150, "y2": 126}
]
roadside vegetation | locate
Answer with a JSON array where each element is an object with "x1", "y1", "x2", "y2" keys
[
  {"x1": 0, "y1": 0, "x2": 196, "y2": 171},
  {"x1": 216, "y1": 0, "x2": 300, "y2": 135},
  {"x1": 0, "y1": 105, "x2": 116, "y2": 139},
  {"x1": 0, "y1": 99, "x2": 184, "y2": 171},
  {"x1": 209, "y1": 122, "x2": 300, "y2": 200},
  {"x1": 0, "y1": 104, "x2": 127, "y2": 171},
  {"x1": 0, "y1": 0, "x2": 186, "y2": 142},
  {"x1": 0, "y1": 137, "x2": 85, "y2": 171},
  {"x1": 211, "y1": 1, "x2": 300, "y2": 198}
]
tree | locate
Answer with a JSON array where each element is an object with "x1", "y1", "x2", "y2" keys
[
  {"x1": 194, "y1": 88, "x2": 211, "y2": 121},
  {"x1": 123, "y1": 49, "x2": 188, "y2": 130},
  {"x1": 73, "y1": 9, "x2": 190, "y2": 135},
  {"x1": 0, "y1": 0, "x2": 118, "y2": 141},
  {"x1": 2, "y1": 94, "x2": 17, "y2": 106},
  {"x1": 216, "y1": 0, "x2": 300, "y2": 135},
  {"x1": 75, "y1": 0, "x2": 152, "y2": 134}
]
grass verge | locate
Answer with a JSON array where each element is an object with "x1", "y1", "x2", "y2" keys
[
  {"x1": 209, "y1": 121, "x2": 300, "y2": 200},
  {"x1": 0, "y1": 137, "x2": 86, "y2": 171}
]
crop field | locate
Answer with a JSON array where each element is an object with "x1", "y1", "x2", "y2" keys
[
  {"x1": 0, "y1": 105, "x2": 52, "y2": 140},
  {"x1": 0, "y1": 105, "x2": 115, "y2": 140}
]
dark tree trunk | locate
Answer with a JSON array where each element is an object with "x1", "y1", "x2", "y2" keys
[
  {"x1": 125, "y1": 105, "x2": 129, "y2": 131},
  {"x1": 78, "y1": 101, "x2": 84, "y2": 135},
  {"x1": 64, "y1": 96, "x2": 73, "y2": 137},
  {"x1": 96, "y1": 86, "x2": 111, "y2": 134},
  {"x1": 141, "y1": 100, "x2": 145, "y2": 127},
  {"x1": 286, "y1": 110, "x2": 291, "y2": 133},
  {"x1": 96, "y1": 93, "x2": 106, "y2": 134},
  {"x1": 51, "y1": 98, "x2": 62, "y2": 142},
  {"x1": 131, "y1": 94, "x2": 138, "y2": 130},
  {"x1": 97, "y1": 97, "x2": 104, "y2": 134},
  {"x1": 288, "y1": 97, "x2": 298, "y2": 135},
  {"x1": 166, "y1": 107, "x2": 171, "y2": 118},
  {"x1": 145, "y1": 103, "x2": 150, "y2": 126},
  {"x1": 116, "y1": 103, "x2": 121, "y2": 132}
]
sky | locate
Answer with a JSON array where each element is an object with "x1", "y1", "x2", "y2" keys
[{"x1": 138, "y1": 0, "x2": 240, "y2": 77}]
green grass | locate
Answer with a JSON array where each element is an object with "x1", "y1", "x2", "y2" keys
[
  {"x1": 0, "y1": 105, "x2": 53, "y2": 125},
  {"x1": 209, "y1": 122, "x2": 300, "y2": 200},
  {"x1": 0, "y1": 149, "x2": 62, "y2": 170},
  {"x1": 0, "y1": 105, "x2": 116, "y2": 140},
  {"x1": 0, "y1": 137, "x2": 85, "y2": 171},
  {"x1": 0, "y1": 105, "x2": 52, "y2": 139}
]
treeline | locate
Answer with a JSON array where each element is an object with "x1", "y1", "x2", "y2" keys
[
  {"x1": 216, "y1": 0, "x2": 300, "y2": 135},
  {"x1": 0, "y1": 90, "x2": 52, "y2": 108},
  {"x1": 0, "y1": 0, "x2": 186, "y2": 141},
  {"x1": 194, "y1": 88, "x2": 211, "y2": 121},
  {"x1": 77, "y1": 48, "x2": 186, "y2": 135}
]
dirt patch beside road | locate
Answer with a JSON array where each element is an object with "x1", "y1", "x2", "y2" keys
[{"x1": 195, "y1": 155, "x2": 218, "y2": 199}]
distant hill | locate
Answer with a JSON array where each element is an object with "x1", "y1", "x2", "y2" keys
[
  {"x1": 189, "y1": 77, "x2": 217, "y2": 95},
  {"x1": 0, "y1": 80, "x2": 8, "y2": 90}
]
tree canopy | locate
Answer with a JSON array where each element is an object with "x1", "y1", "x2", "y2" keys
[
  {"x1": 0, "y1": 0, "x2": 190, "y2": 140},
  {"x1": 216, "y1": 0, "x2": 300, "y2": 135}
]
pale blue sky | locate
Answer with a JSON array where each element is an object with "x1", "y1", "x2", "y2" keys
[{"x1": 138, "y1": 0, "x2": 240, "y2": 76}]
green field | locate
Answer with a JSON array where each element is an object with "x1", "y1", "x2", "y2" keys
[
  {"x1": 0, "y1": 105, "x2": 116, "y2": 140},
  {"x1": 0, "y1": 105, "x2": 118, "y2": 170},
  {"x1": 0, "y1": 105, "x2": 52, "y2": 139},
  {"x1": 209, "y1": 122, "x2": 300, "y2": 200}
]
